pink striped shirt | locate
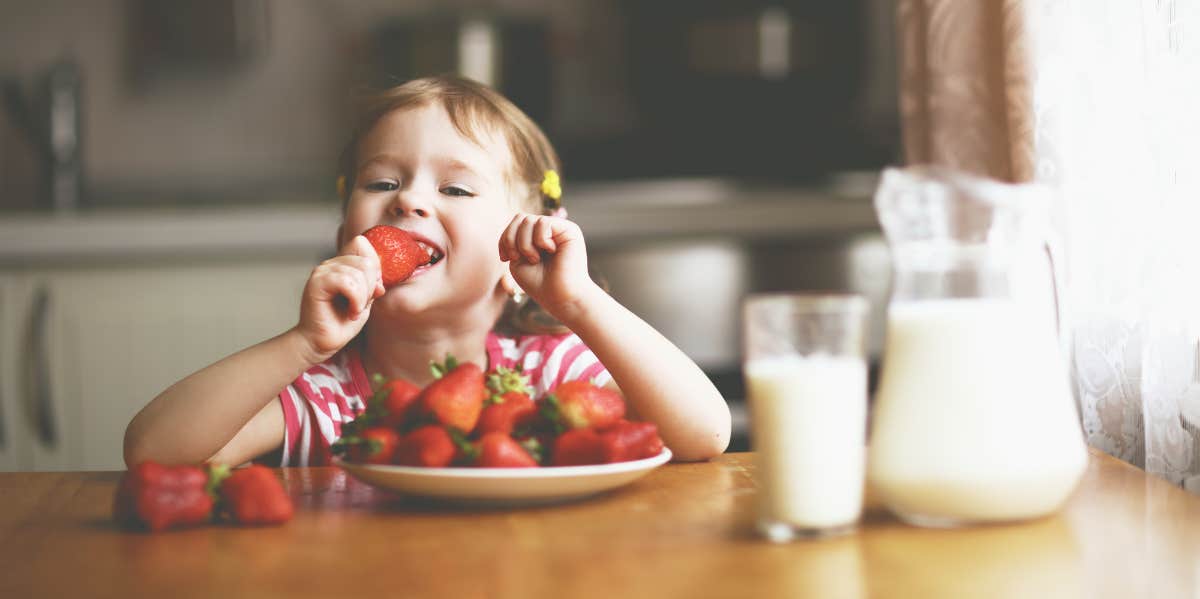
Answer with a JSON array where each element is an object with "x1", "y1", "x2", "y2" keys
[{"x1": 275, "y1": 332, "x2": 611, "y2": 467}]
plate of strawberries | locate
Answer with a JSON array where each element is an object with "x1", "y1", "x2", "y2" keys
[{"x1": 332, "y1": 357, "x2": 671, "y2": 506}]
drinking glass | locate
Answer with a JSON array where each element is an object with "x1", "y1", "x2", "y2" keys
[{"x1": 743, "y1": 293, "x2": 869, "y2": 541}]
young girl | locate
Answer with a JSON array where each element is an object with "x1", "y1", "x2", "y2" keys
[{"x1": 124, "y1": 75, "x2": 731, "y2": 468}]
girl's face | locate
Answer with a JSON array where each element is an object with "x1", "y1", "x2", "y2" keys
[{"x1": 342, "y1": 104, "x2": 520, "y2": 318}]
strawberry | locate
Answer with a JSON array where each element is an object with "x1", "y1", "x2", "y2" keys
[
  {"x1": 379, "y1": 377, "x2": 421, "y2": 429},
  {"x1": 475, "y1": 432, "x2": 538, "y2": 468},
  {"x1": 475, "y1": 391, "x2": 537, "y2": 437},
  {"x1": 599, "y1": 420, "x2": 665, "y2": 463},
  {"x1": 113, "y1": 461, "x2": 224, "y2": 532},
  {"x1": 345, "y1": 426, "x2": 400, "y2": 464},
  {"x1": 395, "y1": 425, "x2": 457, "y2": 467},
  {"x1": 543, "y1": 381, "x2": 626, "y2": 431},
  {"x1": 475, "y1": 366, "x2": 537, "y2": 436},
  {"x1": 419, "y1": 356, "x2": 488, "y2": 432},
  {"x1": 551, "y1": 428, "x2": 606, "y2": 466},
  {"x1": 362, "y1": 225, "x2": 431, "y2": 287},
  {"x1": 218, "y1": 465, "x2": 294, "y2": 526}
]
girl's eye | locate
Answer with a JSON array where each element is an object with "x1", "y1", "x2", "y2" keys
[
  {"x1": 365, "y1": 181, "x2": 398, "y2": 192},
  {"x1": 441, "y1": 185, "x2": 475, "y2": 197}
]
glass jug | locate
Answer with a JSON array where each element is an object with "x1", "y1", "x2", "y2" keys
[{"x1": 867, "y1": 166, "x2": 1087, "y2": 527}]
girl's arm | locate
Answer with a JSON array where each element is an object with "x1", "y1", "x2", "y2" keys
[
  {"x1": 124, "y1": 330, "x2": 313, "y2": 467},
  {"x1": 124, "y1": 236, "x2": 385, "y2": 467},
  {"x1": 500, "y1": 215, "x2": 731, "y2": 461}
]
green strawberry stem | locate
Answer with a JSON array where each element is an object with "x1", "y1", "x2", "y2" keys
[
  {"x1": 206, "y1": 460, "x2": 231, "y2": 518},
  {"x1": 429, "y1": 355, "x2": 460, "y2": 380},
  {"x1": 540, "y1": 394, "x2": 566, "y2": 435},
  {"x1": 448, "y1": 428, "x2": 479, "y2": 461}
]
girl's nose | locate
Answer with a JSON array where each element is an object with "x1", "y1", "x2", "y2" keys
[{"x1": 389, "y1": 192, "x2": 431, "y2": 218}]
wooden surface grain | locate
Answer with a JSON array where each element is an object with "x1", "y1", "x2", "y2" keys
[{"x1": 1, "y1": 449, "x2": 1197, "y2": 598}]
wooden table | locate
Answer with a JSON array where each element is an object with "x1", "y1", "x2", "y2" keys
[{"x1": 2, "y1": 449, "x2": 1198, "y2": 598}]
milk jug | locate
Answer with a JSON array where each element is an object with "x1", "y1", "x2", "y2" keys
[{"x1": 867, "y1": 166, "x2": 1087, "y2": 527}]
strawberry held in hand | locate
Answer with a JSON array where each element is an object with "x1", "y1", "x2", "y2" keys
[{"x1": 362, "y1": 225, "x2": 435, "y2": 287}]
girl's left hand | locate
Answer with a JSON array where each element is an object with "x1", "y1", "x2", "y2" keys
[{"x1": 499, "y1": 214, "x2": 596, "y2": 317}]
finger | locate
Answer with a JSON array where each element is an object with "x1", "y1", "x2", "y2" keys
[
  {"x1": 342, "y1": 234, "x2": 379, "y2": 261},
  {"x1": 533, "y1": 217, "x2": 557, "y2": 253},
  {"x1": 517, "y1": 216, "x2": 541, "y2": 264},
  {"x1": 329, "y1": 254, "x2": 384, "y2": 299},
  {"x1": 326, "y1": 264, "x2": 371, "y2": 317},
  {"x1": 499, "y1": 215, "x2": 522, "y2": 262},
  {"x1": 503, "y1": 215, "x2": 528, "y2": 263}
]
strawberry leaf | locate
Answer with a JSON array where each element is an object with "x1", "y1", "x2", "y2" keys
[
  {"x1": 448, "y1": 428, "x2": 479, "y2": 461},
  {"x1": 517, "y1": 437, "x2": 545, "y2": 464},
  {"x1": 540, "y1": 395, "x2": 566, "y2": 435},
  {"x1": 205, "y1": 463, "x2": 232, "y2": 501}
]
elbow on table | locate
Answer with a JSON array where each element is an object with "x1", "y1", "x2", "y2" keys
[
  {"x1": 122, "y1": 422, "x2": 173, "y2": 468},
  {"x1": 668, "y1": 418, "x2": 732, "y2": 462}
]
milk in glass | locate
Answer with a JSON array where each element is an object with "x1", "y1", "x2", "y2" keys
[{"x1": 748, "y1": 354, "x2": 867, "y2": 537}]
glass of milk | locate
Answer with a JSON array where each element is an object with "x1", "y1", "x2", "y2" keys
[{"x1": 742, "y1": 293, "x2": 869, "y2": 542}]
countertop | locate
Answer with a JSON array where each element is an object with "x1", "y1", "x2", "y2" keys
[
  {"x1": 1, "y1": 449, "x2": 1198, "y2": 598},
  {"x1": 0, "y1": 178, "x2": 880, "y2": 265}
]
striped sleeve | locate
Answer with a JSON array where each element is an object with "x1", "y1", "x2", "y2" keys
[
  {"x1": 277, "y1": 353, "x2": 370, "y2": 467},
  {"x1": 530, "y1": 333, "x2": 611, "y2": 397}
]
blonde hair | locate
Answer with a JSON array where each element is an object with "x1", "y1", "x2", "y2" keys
[
  {"x1": 337, "y1": 75, "x2": 568, "y2": 334},
  {"x1": 337, "y1": 75, "x2": 560, "y2": 215}
]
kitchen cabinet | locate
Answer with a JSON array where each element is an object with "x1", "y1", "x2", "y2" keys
[{"x1": 0, "y1": 259, "x2": 315, "y2": 471}]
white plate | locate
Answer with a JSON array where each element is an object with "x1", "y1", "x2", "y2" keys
[{"x1": 335, "y1": 448, "x2": 672, "y2": 507}]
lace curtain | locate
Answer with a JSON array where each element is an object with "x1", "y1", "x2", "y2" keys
[{"x1": 897, "y1": 0, "x2": 1200, "y2": 492}]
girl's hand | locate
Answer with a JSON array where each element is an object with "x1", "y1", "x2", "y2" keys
[
  {"x1": 295, "y1": 235, "x2": 386, "y2": 363},
  {"x1": 499, "y1": 214, "x2": 596, "y2": 318}
]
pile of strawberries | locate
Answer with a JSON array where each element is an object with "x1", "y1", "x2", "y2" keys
[
  {"x1": 114, "y1": 462, "x2": 294, "y2": 532},
  {"x1": 334, "y1": 357, "x2": 665, "y2": 468}
]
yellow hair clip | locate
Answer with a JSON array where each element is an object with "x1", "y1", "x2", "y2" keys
[
  {"x1": 540, "y1": 170, "x2": 562, "y2": 202},
  {"x1": 336, "y1": 175, "x2": 347, "y2": 199}
]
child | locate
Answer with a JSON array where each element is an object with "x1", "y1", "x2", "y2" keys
[{"x1": 124, "y1": 75, "x2": 731, "y2": 468}]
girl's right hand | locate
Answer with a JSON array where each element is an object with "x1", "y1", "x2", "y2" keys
[{"x1": 295, "y1": 235, "x2": 386, "y2": 364}]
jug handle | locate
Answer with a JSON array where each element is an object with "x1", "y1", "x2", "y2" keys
[{"x1": 1042, "y1": 227, "x2": 1068, "y2": 352}]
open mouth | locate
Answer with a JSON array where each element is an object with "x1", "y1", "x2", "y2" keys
[{"x1": 408, "y1": 234, "x2": 445, "y2": 270}]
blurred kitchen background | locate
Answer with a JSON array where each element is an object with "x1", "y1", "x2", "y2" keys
[{"x1": 0, "y1": 0, "x2": 899, "y2": 469}]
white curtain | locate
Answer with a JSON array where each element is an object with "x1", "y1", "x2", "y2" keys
[
  {"x1": 897, "y1": 0, "x2": 1200, "y2": 492},
  {"x1": 1026, "y1": 0, "x2": 1200, "y2": 492}
]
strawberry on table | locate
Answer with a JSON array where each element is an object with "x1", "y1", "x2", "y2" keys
[
  {"x1": 345, "y1": 426, "x2": 400, "y2": 465},
  {"x1": 543, "y1": 380, "x2": 626, "y2": 431},
  {"x1": 419, "y1": 356, "x2": 488, "y2": 433},
  {"x1": 219, "y1": 465, "x2": 295, "y2": 526},
  {"x1": 395, "y1": 425, "x2": 457, "y2": 467},
  {"x1": 362, "y1": 225, "x2": 433, "y2": 287},
  {"x1": 113, "y1": 461, "x2": 221, "y2": 532}
]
